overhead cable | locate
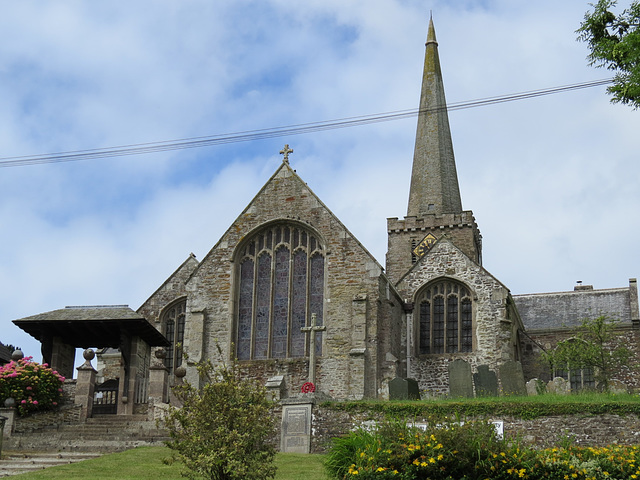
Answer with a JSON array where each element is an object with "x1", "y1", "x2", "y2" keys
[{"x1": 0, "y1": 78, "x2": 613, "y2": 168}]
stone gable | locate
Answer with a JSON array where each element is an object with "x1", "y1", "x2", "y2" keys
[{"x1": 179, "y1": 162, "x2": 404, "y2": 399}]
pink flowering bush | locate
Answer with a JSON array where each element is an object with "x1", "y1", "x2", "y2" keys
[{"x1": 0, "y1": 356, "x2": 65, "y2": 416}]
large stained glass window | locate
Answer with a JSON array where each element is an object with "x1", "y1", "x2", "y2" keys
[
  {"x1": 162, "y1": 299, "x2": 187, "y2": 372},
  {"x1": 235, "y1": 224, "x2": 325, "y2": 360},
  {"x1": 417, "y1": 280, "x2": 473, "y2": 355}
]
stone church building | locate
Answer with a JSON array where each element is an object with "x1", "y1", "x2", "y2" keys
[{"x1": 14, "y1": 19, "x2": 639, "y2": 406}]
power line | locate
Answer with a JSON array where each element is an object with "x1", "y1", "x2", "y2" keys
[{"x1": 0, "y1": 78, "x2": 613, "y2": 168}]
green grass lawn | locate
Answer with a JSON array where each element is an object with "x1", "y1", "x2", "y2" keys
[{"x1": 6, "y1": 447, "x2": 329, "y2": 480}]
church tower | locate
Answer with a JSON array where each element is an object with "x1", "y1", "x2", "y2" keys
[{"x1": 386, "y1": 17, "x2": 482, "y2": 285}]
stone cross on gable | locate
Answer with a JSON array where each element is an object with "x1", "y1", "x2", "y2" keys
[
  {"x1": 301, "y1": 313, "x2": 326, "y2": 386},
  {"x1": 279, "y1": 144, "x2": 293, "y2": 163}
]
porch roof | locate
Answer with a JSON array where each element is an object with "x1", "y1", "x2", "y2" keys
[{"x1": 13, "y1": 305, "x2": 170, "y2": 348}]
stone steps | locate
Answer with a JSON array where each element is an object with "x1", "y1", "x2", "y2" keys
[
  {"x1": 4, "y1": 415, "x2": 170, "y2": 454},
  {"x1": 0, "y1": 452, "x2": 102, "y2": 478}
]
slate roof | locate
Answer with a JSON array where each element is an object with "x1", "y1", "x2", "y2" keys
[
  {"x1": 513, "y1": 287, "x2": 633, "y2": 331},
  {"x1": 13, "y1": 305, "x2": 169, "y2": 348}
]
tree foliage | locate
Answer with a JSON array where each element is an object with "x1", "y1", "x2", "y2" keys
[
  {"x1": 163, "y1": 350, "x2": 277, "y2": 480},
  {"x1": 543, "y1": 315, "x2": 631, "y2": 391},
  {"x1": 578, "y1": 0, "x2": 640, "y2": 108}
]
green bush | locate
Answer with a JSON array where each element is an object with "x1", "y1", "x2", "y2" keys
[
  {"x1": 163, "y1": 352, "x2": 277, "y2": 480},
  {"x1": 0, "y1": 355, "x2": 65, "y2": 416}
]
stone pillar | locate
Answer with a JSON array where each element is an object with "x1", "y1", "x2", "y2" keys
[
  {"x1": 148, "y1": 348, "x2": 169, "y2": 405},
  {"x1": 169, "y1": 366, "x2": 187, "y2": 407},
  {"x1": 75, "y1": 349, "x2": 97, "y2": 421},
  {"x1": 1, "y1": 397, "x2": 17, "y2": 437}
]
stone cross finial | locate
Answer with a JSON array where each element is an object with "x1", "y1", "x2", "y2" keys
[
  {"x1": 301, "y1": 313, "x2": 326, "y2": 386},
  {"x1": 280, "y1": 144, "x2": 293, "y2": 163}
]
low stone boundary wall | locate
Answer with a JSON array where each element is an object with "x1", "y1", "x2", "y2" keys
[
  {"x1": 308, "y1": 405, "x2": 640, "y2": 453},
  {"x1": 12, "y1": 405, "x2": 82, "y2": 434}
]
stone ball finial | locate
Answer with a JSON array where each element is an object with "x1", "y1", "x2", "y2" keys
[
  {"x1": 83, "y1": 348, "x2": 95, "y2": 361},
  {"x1": 154, "y1": 347, "x2": 167, "y2": 360},
  {"x1": 4, "y1": 397, "x2": 16, "y2": 408},
  {"x1": 11, "y1": 349, "x2": 24, "y2": 361},
  {"x1": 174, "y1": 366, "x2": 187, "y2": 378}
]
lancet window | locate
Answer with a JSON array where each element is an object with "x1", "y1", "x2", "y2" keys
[
  {"x1": 417, "y1": 279, "x2": 473, "y2": 354},
  {"x1": 236, "y1": 223, "x2": 325, "y2": 360},
  {"x1": 162, "y1": 299, "x2": 186, "y2": 371}
]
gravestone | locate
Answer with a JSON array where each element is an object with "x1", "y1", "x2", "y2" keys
[
  {"x1": 526, "y1": 378, "x2": 546, "y2": 396},
  {"x1": 448, "y1": 359, "x2": 474, "y2": 398},
  {"x1": 266, "y1": 375, "x2": 287, "y2": 401},
  {"x1": 280, "y1": 403, "x2": 312, "y2": 453},
  {"x1": 473, "y1": 365, "x2": 498, "y2": 397},
  {"x1": 499, "y1": 361, "x2": 526, "y2": 396},
  {"x1": 546, "y1": 377, "x2": 570, "y2": 395},
  {"x1": 389, "y1": 377, "x2": 421, "y2": 400}
]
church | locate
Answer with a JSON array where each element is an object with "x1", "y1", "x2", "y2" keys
[{"x1": 13, "y1": 18, "x2": 639, "y2": 406}]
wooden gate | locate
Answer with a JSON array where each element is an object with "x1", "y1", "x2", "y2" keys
[{"x1": 93, "y1": 378, "x2": 119, "y2": 415}]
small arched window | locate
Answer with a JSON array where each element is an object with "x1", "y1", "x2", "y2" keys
[
  {"x1": 235, "y1": 223, "x2": 325, "y2": 360},
  {"x1": 162, "y1": 300, "x2": 186, "y2": 372},
  {"x1": 417, "y1": 279, "x2": 473, "y2": 354}
]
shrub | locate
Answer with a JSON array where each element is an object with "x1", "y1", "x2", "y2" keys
[
  {"x1": 325, "y1": 416, "x2": 640, "y2": 479},
  {"x1": 163, "y1": 350, "x2": 277, "y2": 480},
  {"x1": 0, "y1": 356, "x2": 65, "y2": 416}
]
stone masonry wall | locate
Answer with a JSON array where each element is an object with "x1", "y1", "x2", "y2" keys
[
  {"x1": 398, "y1": 240, "x2": 515, "y2": 396},
  {"x1": 182, "y1": 163, "x2": 402, "y2": 400},
  {"x1": 521, "y1": 325, "x2": 640, "y2": 390},
  {"x1": 308, "y1": 405, "x2": 640, "y2": 453},
  {"x1": 386, "y1": 211, "x2": 480, "y2": 285}
]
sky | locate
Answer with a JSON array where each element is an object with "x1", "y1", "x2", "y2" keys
[{"x1": 1, "y1": 1, "x2": 638, "y2": 364}]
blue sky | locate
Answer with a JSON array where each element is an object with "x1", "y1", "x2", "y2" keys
[{"x1": 1, "y1": 1, "x2": 638, "y2": 363}]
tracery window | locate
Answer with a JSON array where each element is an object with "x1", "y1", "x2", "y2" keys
[
  {"x1": 417, "y1": 279, "x2": 473, "y2": 354},
  {"x1": 162, "y1": 299, "x2": 186, "y2": 372},
  {"x1": 236, "y1": 223, "x2": 325, "y2": 360}
]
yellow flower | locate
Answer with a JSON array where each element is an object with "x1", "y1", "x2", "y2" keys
[
  {"x1": 437, "y1": 454, "x2": 443, "y2": 460},
  {"x1": 429, "y1": 457, "x2": 436, "y2": 464}
]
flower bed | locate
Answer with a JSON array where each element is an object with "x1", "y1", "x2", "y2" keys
[{"x1": 325, "y1": 417, "x2": 640, "y2": 479}]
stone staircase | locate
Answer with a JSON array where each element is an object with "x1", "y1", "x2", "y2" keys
[{"x1": 0, "y1": 415, "x2": 170, "y2": 477}]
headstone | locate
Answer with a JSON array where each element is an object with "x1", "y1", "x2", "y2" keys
[
  {"x1": 266, "y1": 375, "x2": 287, "y2": 401},
  {"x1": 546, "y1": 377, "x2": 570, "y2": 395},
  {"x1": 388, "y1": 377, "x2": 421, "y2": 400},
  {"x1": 473, "y1": 365, "x2": 498, "y2": 397},
  {"x1": 280, "y1": 403, "x2": 312, "y2": 453},
  {"x1": 607, "y1": 379, "x2": 628, "y2": 395},
  {"x1": 499, "y1": 361, "x2": 527, "y2": 396},
  {"x1": 448, "y1": 359, "x2": 474, "y2": 398},
  {"x1": 525, "y1": 378, "x2": 546, "y2": 396}
]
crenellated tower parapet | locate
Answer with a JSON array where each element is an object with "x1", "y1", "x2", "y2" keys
[{"x1": 385, "y1": 210, "x2": 481, "y2": 285}]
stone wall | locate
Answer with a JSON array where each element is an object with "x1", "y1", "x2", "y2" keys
[
  {"x1": 520, "y1": 325, "x2": 640, "y2": 390},
  {"x1": 179, "y1": 163, "x2": 403, "y2": 400},
  {"x1": 386, "y1": 211, "x2": 481, "y2": 285},
  {"x1": 398, "y1": 239, "x2": 518, "y2": 396},
  {"x1": 12, "y1": 405, "x2": 82, "y2": 434},
  {"x1": 306, "y1": 404, "x2": 640, "y2": 453}
]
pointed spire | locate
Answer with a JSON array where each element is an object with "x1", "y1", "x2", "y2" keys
[{"x1": 407, "y1": 17, "x2": 462, "y2": 217}]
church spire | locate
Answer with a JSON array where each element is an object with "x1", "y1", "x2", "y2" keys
[{"x1": 407, "y1": 17, "x2": 463, "y2": 217}]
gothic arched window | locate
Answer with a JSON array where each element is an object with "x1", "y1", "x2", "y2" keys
[
  {"x1": 162, "y1": 299, "x2": 186, "y2": 371},
  {"x1": 235, "y1": 223, "x2": 325, "y2": 360},
  {"x1": 417, "y1": 279, "x2": 473, "y2": 354}
]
